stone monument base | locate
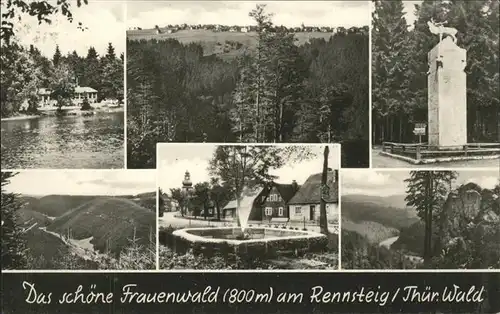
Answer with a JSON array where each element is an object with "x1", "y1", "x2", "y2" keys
[{"x1": 380, "y1": 142, "x2": 500, "y2": 165}]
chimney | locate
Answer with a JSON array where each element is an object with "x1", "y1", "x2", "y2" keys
[{"x1": 291, "y1": 180, "x2": 298, "y2": 192}]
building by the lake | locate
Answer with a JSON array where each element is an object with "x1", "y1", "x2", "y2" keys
[{"x1": 38, "y1": 86, "x2": 98, "y2": 107}]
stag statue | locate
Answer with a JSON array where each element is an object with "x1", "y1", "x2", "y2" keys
[{"x1": 427, "y1": 18, "x2": 458, "y2": 43}]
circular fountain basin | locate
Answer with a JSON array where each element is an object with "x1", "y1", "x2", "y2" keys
[{"x1": 170, "y1": 227, "x2": 328, "y2": 258}]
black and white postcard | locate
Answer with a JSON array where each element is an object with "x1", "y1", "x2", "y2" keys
[
  {"x1": 371, "y1": 1, "x2": 499, "y2": 167},
  {"x1": 341, "y1": 169, "x2": 500, "y2": 270},
  {"x1": 126, "y1": 1, "x2": 370, "y2": 168},
  {"x1": 157, "y1": 144, "x2": 340, "y2": 270},
  {"x1": 1, "y1": 1, "x2": 125, "y2": 169},
  {"x1": 1, "y1": 170, "x2": 156, "y2": 270}
]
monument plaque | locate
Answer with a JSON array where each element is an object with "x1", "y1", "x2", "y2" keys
[{"x1": 427, "y1": 22, "x2": 467, "y2": 149}]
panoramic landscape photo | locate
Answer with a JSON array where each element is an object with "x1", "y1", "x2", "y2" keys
[
  {"x1": 126, "y1": 1, "x2": 370, "y2": 168},
  {"x1": 1, "y1": 170, "x2": 157, "y2": 270},
  {"x1": 157, "y1": 144, "x2": 340, "y2": 270},
  {"x1": 341, "y1": 168, "x2": 500, "y2": 269},
  {"x1": 1, "y1": 1, "x2": 125, "y2": 169},
  {"x1": 372, "y1": 0, "x2": 499, "y2": 167}
]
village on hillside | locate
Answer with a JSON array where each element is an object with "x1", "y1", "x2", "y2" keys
[
  {"x1": 157, "y1": 144, "x2": 340, "y2": 270},
  {"x1": 129, "y1": 23, "x2": 368, "y2": 35}
]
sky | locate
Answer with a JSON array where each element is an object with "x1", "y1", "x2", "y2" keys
[
  {"x1": 342, "y1": 169, "x2": 500, "y2": 197},
  {"x1": 5, "y1": 170, "x2": 156, "y2": 196},
  {"x1": 157, "y1": 144, "x2": 340, "y2": 192},
  {"x1": 127, "y1": 1, "x2": 370, "y2": 29},
  {"x1": 370, "y1": 1, "x2": 421, "y2": 27},
  {"x1": 11, "y1": 1, "x2": 125, "y2": 58},
  {"x1": 402, "y1": 1, "x2": 422, "y2": 26}
]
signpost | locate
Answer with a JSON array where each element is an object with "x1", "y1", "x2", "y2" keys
[{"x1": 413, "y1": 123, "x2": 426, "y2": 143}]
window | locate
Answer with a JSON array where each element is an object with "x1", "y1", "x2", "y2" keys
[
  {"x1": 295, "y1": 206, "x2": 301, "y2": 214},
  {"x1": 269, "y1": 194, "x2": 276, "y2": 202},
  {"x1": 278, "y1": 207, "x2": 284, "y2": 216},
  {"x1": 265, "y1": 207, "x2": 272, "y2": 216}
]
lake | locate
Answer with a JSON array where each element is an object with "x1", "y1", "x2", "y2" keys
[{"x1": 1, "y1": 111, "x2": 124, "y2": 169}]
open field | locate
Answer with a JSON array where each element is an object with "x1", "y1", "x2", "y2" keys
[{"x1": 127, "y1": 29, "x2": 335, "y2": 58}]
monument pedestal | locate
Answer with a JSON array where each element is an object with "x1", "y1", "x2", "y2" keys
[
  {"x1": 427, "y1": 36, "x2": 467, "y2": 149},
  {"x1": 377, "y1": 30, "x2": 500, "y2": 165}
]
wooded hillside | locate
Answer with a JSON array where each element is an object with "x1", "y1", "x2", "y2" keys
[{"x1": 127, "y1": 5, "x2": 369, "y2": 169}]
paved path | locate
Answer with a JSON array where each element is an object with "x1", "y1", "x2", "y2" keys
[{"x1": 372, "y1": 148, "x2": 500, "y2": 168}]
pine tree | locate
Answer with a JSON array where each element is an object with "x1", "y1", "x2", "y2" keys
[
  {"x1": 231, "y1": 54, "x2": 258, "y2": 142},
  {"x1": 404, "y1": 171, "x2": 457, "y2": 265},
  {"x1": 372, "y1": 0, "x2": 412, "y2": 143},
  {"x1": 82, "y1": 46, "x2": 100, "y2": 88},
  {"x1": 105, "y1": 42, "x2": 116, "y2": 60},
  {"x1": 233, "y1": 4, "x2": 307, "y2": 143},
  {"x1": 1, "y1": 172, "x2": 28, "y2": 269},
  {"x1": 53, "y1": 45, "x2": 62, "y2": 67}
]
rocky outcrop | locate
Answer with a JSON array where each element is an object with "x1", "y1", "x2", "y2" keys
[{"x1": 433, "y1": 183, "x2": 500, "y2": 268}]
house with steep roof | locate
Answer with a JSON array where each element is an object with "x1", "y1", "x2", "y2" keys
[
  {"x1": 287, "y1": 170, "x2": 339, "y2": 222},
  {"x1": 222, "y1": 181, "x2": 299, "y2": 222}
]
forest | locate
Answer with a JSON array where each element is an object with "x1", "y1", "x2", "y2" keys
[
  {"x1": 372, "y1": 0, "x2": 499, "y2": 144},
  {"x1": 127, "y1": 5, "x2": 369, "y2": 169},
  {"x1": 1, "y1": 40, "x2": 123, "y2": 118},
  {"x1": 342, "y1": 171, "x2": 500, "y2": 271}
]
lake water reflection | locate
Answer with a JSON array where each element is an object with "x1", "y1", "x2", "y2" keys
[{"x1": 1, "y1": 111, "x2": 124, "y2": 169}]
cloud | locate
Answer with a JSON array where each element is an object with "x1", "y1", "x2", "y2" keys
[
  {"x1": 402, "y1": 1, "x2": 422, "y2": 27},
  {"x1": 341, "y1": 170, "x2": 408, "y2": 196},
  {"x1": 13, "y1": 1, "x2": 125, "y2": 58},
  {"x1": 6, "y1": 170, "x2": 155, "y2": 196},
  {"x1": 127, "y1": 1, "x2": 369, "y2": 29},
  {"x1": 342, "y1": 170, "x2": 393, "y2": 187}
]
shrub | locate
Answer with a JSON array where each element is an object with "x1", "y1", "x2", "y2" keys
[{"x1": 81, "y1": 96, "x2": 92, "y2": 111}]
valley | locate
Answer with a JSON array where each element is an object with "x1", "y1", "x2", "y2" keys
[
  {"x1": 341, "y1": 193, "x2": 425, "y2": 269},
  {"x1": 17, "y1": 193, "x2": 157, "y2": 269}
]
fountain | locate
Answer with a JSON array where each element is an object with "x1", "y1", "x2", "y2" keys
[
  {"x1": 236, "y1": 186, "x2": 258, "y2": 233},
  {"x1": 170, "y1": 186, "x2": 328, "y2": 259}
]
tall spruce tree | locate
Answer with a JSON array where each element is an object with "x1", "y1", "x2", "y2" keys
[
  {"x1": 372, "y1": 0, "x2": 411, "y2": 143},
  {"x1": 1, "y1": 172, "x2": 28, "y2": 269},
  {"x1": 105, "y1": 42, "x2": 116, "y2": 60},
  {"x1": 83, "y1": 46, "x2": 100, "y2": 88},
  {"x1": 53, "y1": 45, "x2": 62, "y2": 67},
  {"x1": 404, "y1": 171, "x2": 457, "y2": 266}
]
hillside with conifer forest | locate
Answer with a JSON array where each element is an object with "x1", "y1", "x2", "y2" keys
[{"x1": 126, "y1": 4, "x2": 369, "y2": 168}]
